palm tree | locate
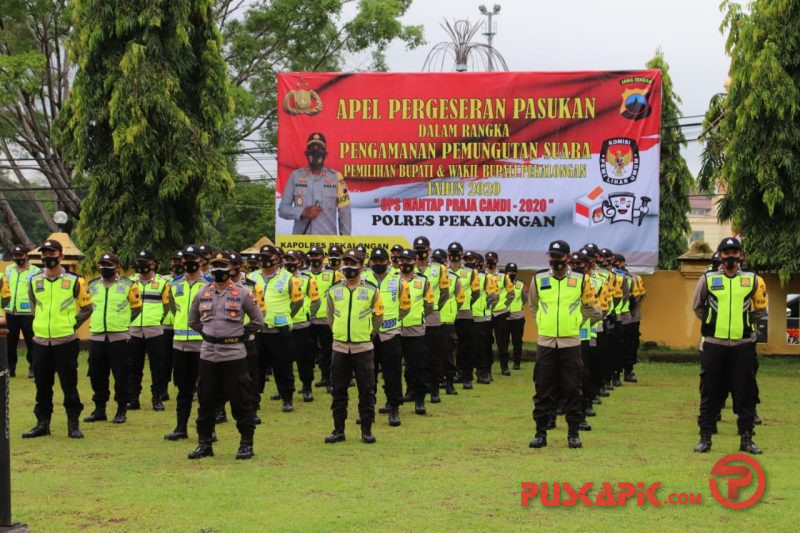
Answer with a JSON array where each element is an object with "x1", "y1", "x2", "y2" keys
[{"x1": 422, "y1": 19, "x2": 508, "y2": 72}]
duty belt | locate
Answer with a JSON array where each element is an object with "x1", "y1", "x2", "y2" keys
[{"x1": 202, "y1": 334, "x2": 246, "y2": 345}]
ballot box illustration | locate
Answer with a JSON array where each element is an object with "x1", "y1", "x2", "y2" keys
[{"x1": 573, "y1": 186, "x2": 607, "y2": 227}]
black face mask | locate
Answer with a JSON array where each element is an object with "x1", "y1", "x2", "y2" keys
[
  {"x1": 464, "y1": 262, "x2": 476, "y2": 270},
  {"x1": 135, "y1": 263, "x2": 151, "y2": 274},
  {"x1": 260, "y1": 257, "x2": 275, "y2": 268},
  {"x1": 571, "y1": 265, "x2": 584, "y2": 274},
  {"x1": 415, "y1": 250, "x2": 427, "y2": 260},
  {"x1": 549, "y1": 260, "x2": 567, "y2": 271},
  {"x1": 14, "y1": 258, "x2": 26, "y2": 266},
  {"x1": 230, "y1": 267, "x2": 241, "y2": 278},
  {"x1": 486, "y1": 260, "x2": 497, "y2": 268},
  {"x1": 508, "y1": 273, "x2": 517, "y2": 282},
  {"x1": 172, "y1": 264, "x2": 185, "y2": 276},
  {"x1": 371, "y1": 263, "x2": 388, "y2": 275},
  {"x1": 329, "y1": 258, "x2": 341, "y2": 268},
  {"x1": 342, "y1": 266, "x2": 360, "y2": 279},
  {"x1": 391, "y1": 257, "x2": 400, "y2": 266},
  {"x1": 400, "y1": 263, "x2": 415, "y2": 274},
  {"x1": 99, "y1": 266, "x2": 116, "y2": 279},
  {"x1": 284, "y1": 263, "x2": 298, "y2": 273},
  {"x1": 309, "y1": 258, "x2": 323, "y2": 268},
  {"x1": 723, "y1": 256, "x2": 739, "y2": 269},
  {"x1": 43, "y1": 256, "x2": 60, "y2": 268},
  {"x1": 212, "y1": 269, "x2": 230, "y2": 283},
  {"x1": 184, "y1": 260, "x2": 200, "y2": 273}
]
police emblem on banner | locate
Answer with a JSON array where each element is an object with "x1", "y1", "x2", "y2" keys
[
  {"x1": 599, "y1": 138, "x2": 639, "y2": 185},
  {"x1": 283, "y1": 80, "x2": 322, "y2": 115},
  {"x1": 618, "y1": 76, "x2": 654, "y2": 120}
]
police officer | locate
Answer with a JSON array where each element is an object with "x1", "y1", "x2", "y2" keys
[
  {"x1": 198, "y1": 244, "x2": 214, "y2": 277},
  {"x1": 365, "y1": 247, "x2": 409, "y2": 426},
  {"x1": 413, "y1": 236, "x2": 450, "y2": 403},
  {"x1": 626, "y1": 258, "x2": 646, "y2": 383},
  {"x1": 278, "y1": 132, "x2": 352, "y2": 235},
  {"x1": 529, "y1": 241, "x2": 600, "y2": 449},
  {"x1": 2, "y1": 244, "x2": 41, "y2": 378},
  {"x1": 580, "y1": 246, "x2": 611, "y2": 410},
  {"x1": 161, "y1": 250, "x2": 184, "y2": 400},
  {"x1": 398, "y1": 249, "x2": 434, "y2": 415},
  {"x1": 324, "y1": 249, "x2": 383, "y2": 444},
  {"x1": 187, "y1": 253, "x2": 264, "y2": 460},
  {"x1": 448, "y1": 242, "x2": 479, "y2": 389},
  {"x1": 253, "y1": 244, "x2": 304, "y2": 412},
  {"x1": 433, "y1": 248, "x2": 462, "y2": 395},
  {"x1": 164, "y1": 245, "x2": 206, "y2": 441},
  {"x1": 85, "y1": 253, "x2": 142, "y2": 424},
  {"x1": 22, "y1": 239, "x2": 93, "y2": 439},
  {"x1": 486, "y1": 252, "x2": 513, "y2": 376},
  {"x1": 465, "y1": 252, "x2": 498, "y2": 384},
  {"x1": 389, "y1": 244, "x2": 404, "y2": 276},
  {"x1": 128, "y1": 249, "x2": 170, "y2": 411},
  {"x1": 504, "y1": 263, "x2": 528, "y2": 370},
  {"x1": 285, "y1": 249, "x2": 321, "y2": 402},
  {"x1": 305, "y1": 245, "x2": 338, "y2": 390},
  {"x1": 692, "y1": 238, "x2": 767, "y2": 455}
]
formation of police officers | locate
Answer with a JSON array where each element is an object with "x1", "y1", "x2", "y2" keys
[{"x1": 1, "y1": 234, "x2": 764, "y2": 459}]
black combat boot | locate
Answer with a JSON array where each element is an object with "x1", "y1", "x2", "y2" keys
[
  {"x1": 378, "y1": 403, "x2": 391, "y2": 414},
  {"x1": 445, "y1": 381, "x2": 458, "y2": 395},
  {"x1": 624, "y1": 371, "x2": 637, "y2": 383},
  {"x1": 302, "y1": 388, "x2": 314, "y2": 402},
  {"x1": 753, "y1": 413, "x2": 763, "y2": 425},
  {"x1": 270, "y1": 393, "x2": 281, "y2": 401},
  {"x1": 430, "y1": 391, "x2": 441, "y2": 403},
  {"x1": 611, "y1": 373, "x2": 623, "y2": 387},
  {"x1": 314, "y1": 377, "x2": 329, "y2": 388},
  {"x1": 462, "y1": 380, "x2": 473, "y2": 390},
  {"x1": 361, "y1": 422, "x2": 376, "y2": 444},
  {"x1": 282, "y1": 399, "x2": 294, "y2": 413},
  {"x1": 739, "y1": 431, "x2": 762, "y2": 454},
  {"x1": 567, "y1": 423, "x2": 582, "y2": 449},
  {"x1": 215, "y1": 406, "x2": 228, "y2": 423},
  {"x1": 693, "y1": 433, "x2": 712, "y2": 453},
  {"x1": 325, "y1": 425, "x2": 346, "y2": 444},
  {"x1": 512, "y1": 362, "x2": 521, "y2": 370},
  {"x1": 153, "y1": 397, "x2": 165, "y2": 411},
  {"x1": 578, "y1": 420, "x2": 592, "y2": 431},
  {"x1": 546, "y1": 418, "x2": 556, "y2": 430},
  {"x1": 83, "y1": 405, "x2": 107, "y2": 422},
  {"x1": 389, "y1": 406, "x2": 401, "y2": 427},
  {"x1": 236, "y1": 439, "x2": 254, "y2": 460},
  {"x1": 164, "y1": 423, "x2": 189, "y2": 441},
  {"x1": 21, "y1": 420, "x2": 50, "y2": 439},
  {"x1": 127, "y1": 397, "x2": 141, "y2": 410},
  {"x1": 402, "y1": 390, "x2": 416, "y2": 403},
  {"x1": 112, "y1": 404, "x2": 127, "y2": 424},
  {"x1": 67, "y1": 417, "x2": 84, "y2": 439},
  {"x1": 414, "y1": 398, "x2": 426, "y2": 415},
  {"x1": 188, "y1": 440, "x2": 214, "y2": 459},
  {"x1": 501, "y1": 365, "x2": 511, "y2": 376},
  {"x1": 529, "y1": 428, "x2": 547, "y2": 448}
]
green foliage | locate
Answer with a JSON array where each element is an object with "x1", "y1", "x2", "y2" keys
[
  {"x1": 58, "y1": 0, "x2": 234, "y2": 266},
  {"x1": 222, "y1": 0, "x2": 424, "y2": 148},
  {"x1": 702, "y1": 0, "x2": 800, "y2": 283},
  {"x1": 207, "y1": 181, "x2": 275, "y2": 252},
  {"x1": 647, "y1": 50, "x2": 692, "y2": 270}
]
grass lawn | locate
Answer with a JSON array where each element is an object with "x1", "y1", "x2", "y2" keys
[{"x1": 6, "y1": 353, "x2": 800, "y2": 531}]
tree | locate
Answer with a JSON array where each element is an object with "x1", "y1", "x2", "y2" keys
[
  {"x1": 647, "y1": 50, "x2": 692, "y2": 270},
  {"x1": 208, "y1": 181, "x2": 275, "y2": 252},
  {"x1": 57, "y1": 0, "x2": 234, "y2": 265},
  {"x1": 700, "y1": 0, "x2": 800, "y2": 283}
]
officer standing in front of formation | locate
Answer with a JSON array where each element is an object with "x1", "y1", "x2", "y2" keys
[
  {"x1": 2, "y1": 244, "x2": 41, "y2": 378},
  {"x1": 432, "y1": 248, "x2": 461, "y2": 394},
  {"x1": 187, "y1": 253, "x2": 264, "y2": 460},
  {"x1": 278, "y1": 132, "x2": 352, "y2": 235},
  {"x1": 364, "y1": 247, "x2": 409, "y2": 426},
  {"x1": 529, "y1": 241, "x2": 600, "y2": 449},
  {"x1": 413, "y1": 236, "x2": 449, "y2": 403},
  {"x1": 692, "y1": 237, "x2": 767, "y2": 455},
  {"x1": 128, "y1": 250, "x2": 171, "y2": 411},
  {"x1": 503, "y1": 263, "x2": 528, "y2": 370},
  {"x1": 304, "y1": 246, "x2": 337, "y2": 391},
  {"x1": 398, "y1": 249, "x2": 434, "y2": 415},
  {"x1": 85, "y1": 253, "x2": 142, "y2": 425},
  {"x1": 164, "y1": 245, "x2": 206, "y2": 441},
  {"x1": 324, "y1": 249, "x2": 383, "y2": 444},
  {"x1": 23, "y1": 239, "x2": 93, "y2": 439},
  {"x1": 254, "y1": 244, "x2": 304, "y2": 413},
  {"x1": 284, "y1": 249, "x2": 321, "y2": 402}
]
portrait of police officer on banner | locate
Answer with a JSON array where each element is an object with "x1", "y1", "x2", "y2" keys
[{"x1": 278, "y1": 132, "x2": 352, "y2": 235}]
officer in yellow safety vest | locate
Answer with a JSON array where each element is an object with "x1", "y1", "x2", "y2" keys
[
  {"x1": 503, "y1": 262, "x2": 528, "y2": 370},
  {"x1": 465, "y1": 251, "x2": 499, "y2": 385},
  {"x1": 160, "y1": 250, "x2": 184, "y2": 401},
  {"x1": 611, "y1": 253, "x2": 638, "y2": 384},
  {"x1": 447, "y1": 241, "x2": 480, "y2": 389},
  {"x1": 284, "y1": 250, "x2": 321, "y2": 402},
  {"x1": 486, "y1": 251, "x2": 514, "y2": 376},
  {"x1": 22, "y1": 239, "x2": 93, "y2": 440},
  {"x1": 628, "y1": 265, "x2": 646, "y2": 381},
  {"x1": 692, "y1": 237, "x2": 767, "y2": 455},
  {"x1": 324, "y1": 249, "x2": 383, "y2": 444},
  {"x1": 412, "y1": 236, "x2": 450, "y2": 404},
  {"x1": 364, "y1": 247, "x2": 410, "y2": 426},
  {"x1": 578, "y1": 246, "x2": 611, "y2": 414},
  {"x1": 389, "y1": 244, "x2": 404, "y2": 277},
  {"x1": 305, "y1": 245, "x2": 340, "y2": 391},
  {"x1": 128, "y1": 249, "x2": 171, "y2": 411},
  {"x1": 598, "y1": 247, "x2": 624, "y2": 390},
  {"x1": 84, "y1": 253, "x2": 142, "y2": 425},
  {"x1": 432, "y1": 248, "x2": 462, "y2": 395},
  {"x1": 529, "y1": 240, "x2": 600, "y2": 450},
  {"x1": 398, "y1": 249, "x2": 435, "y2": 415},
  {"x1": 164, "y1": 245, "x2": 207, "y2": 441},
  {"x1": 2, "y1": 244, "x2": 41, "y2": 378},
  {"x1": 253, "y1": 244, "x2": 304, "y2": 413}
]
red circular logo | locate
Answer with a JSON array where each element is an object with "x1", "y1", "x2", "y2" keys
[{"x1": 709, "y1": 454, "x2": 766, "y2": 509}]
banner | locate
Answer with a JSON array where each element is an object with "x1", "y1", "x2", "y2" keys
[{"x1": 276, "y1": 71, "x2": 662, "y2": 268}]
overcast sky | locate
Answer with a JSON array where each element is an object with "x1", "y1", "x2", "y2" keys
[{"x1": 351, "y1": 0, "x2": 731, "y2": 177}]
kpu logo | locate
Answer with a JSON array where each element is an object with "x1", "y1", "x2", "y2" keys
[{"x1": 599, "y1": 138, "x2": 640, "y2": 185}]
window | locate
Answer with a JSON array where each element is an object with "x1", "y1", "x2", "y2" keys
[
  {"x1": 690, "y1": 208, "x2": 711, "y2": 216},
  {"x1": 690, "y1": 231, "x2": 704, "y2": 242}
]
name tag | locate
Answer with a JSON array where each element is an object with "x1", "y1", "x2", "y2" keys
[
  {"x1": 35, "y1": 279, "x2": 44, "y2": 292},
  {"x1": 117, "y1": 284, "x2": 126, "y2": 294},
  {"x1": 357, "y1": 288, "x2": 369, "y2": 301},
  {"x1": 333, "y1": 287, "x2": 343, "y2": 301}
]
